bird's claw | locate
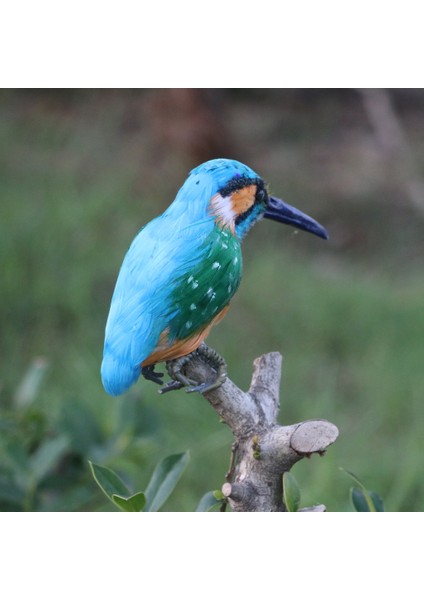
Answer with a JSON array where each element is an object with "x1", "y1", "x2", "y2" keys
[
  {"x1": 156, "y1": 354, "x2": 195, "y2": 394},
  {"x1": 158, "y1": 380, "x2": 184, "y2": 394},
  {"x1": 162, "y1": 344, "x2": 227, "y2": 395},
  {"x1": 141, "y1": 365, "x2": 165, "y2": 385},
  {"x1": 186, "y1": 381, "x2": 221, "y2": 394},
  {"x1": 143, "y1": 345, "x2": 227, "y2": 394}
]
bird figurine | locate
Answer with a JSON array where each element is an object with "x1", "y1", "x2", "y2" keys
[{"x1": 101, "y1": 158, "x2": 328, "y2": 396}]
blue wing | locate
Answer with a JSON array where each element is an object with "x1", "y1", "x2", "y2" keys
[{"x1": 101, "y1": 212, "x2": 213, "y2": 396}]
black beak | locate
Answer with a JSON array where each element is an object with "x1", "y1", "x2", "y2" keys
[{"x1": 264, "y1": 196, "x2": 329, "y2": 240}]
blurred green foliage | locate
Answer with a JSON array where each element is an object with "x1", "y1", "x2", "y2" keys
[
  {"x1": 90, "y1": 451, "x2": 190, "y2": 512},
  {"x1": 1, "y1": 89, "x2": 424, "y2": 511}
]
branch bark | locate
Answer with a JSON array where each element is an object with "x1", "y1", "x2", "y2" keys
[{"x1": 183, "y1": 351, "x2": 339, "y2": 512}]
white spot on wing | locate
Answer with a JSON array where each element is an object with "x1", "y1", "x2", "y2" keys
[
  {"x1": 185, "y1": 320, "x2": 192, "y2": 329},
  {"x1": 190, "y1": 303, "x2": 197, "y2": 310},
  {"x1": 212, "y1": 262, "x2": 221, "y2": 270}
]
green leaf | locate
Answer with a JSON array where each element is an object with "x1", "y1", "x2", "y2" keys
[
  {"x1": 340, "y1": 468, "x2": 384, "y2": 512},
  {"x1": 89, "y1": 461, "x2": 131, "y2": 503},
  {"x1": 351, "y1": 487, "x2": 371, "y2": 512},
  {"x1": 283, "y1": 471, "x2": 301, "y2": 512},
  {"x1": 196, "y1": 490, "x2": 224, "y2": 512},
  {"x1": 369, "y1": 491, "x2": 384, "y2": 512},
  {"x1": 29, "y1": 435, "x2": 70, "y2": 485},
  {"x1": 351, "y1": 487, "x2": 384, "y2": 512},
  {"x1": 145, "y1": 451, "x2": 190, "y2": 512},
  {"x1": 112, "y1": 491, "x2": 146, "y2": 512}
]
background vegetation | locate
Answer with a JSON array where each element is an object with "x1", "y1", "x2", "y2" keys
[{"x1": 1, "y1": 89, "x2": 423, "y2": 511}]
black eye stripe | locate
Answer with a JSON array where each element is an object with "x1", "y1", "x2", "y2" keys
[
  {"x1": 219, "y1": 176, "x2": 263, "y2": 198},
  {"x1": 235, "y1": 203, "x2": 256, "y2": 226}
]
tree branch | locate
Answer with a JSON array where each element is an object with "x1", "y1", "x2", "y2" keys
[{"x1": 183, "y1": 351, "x2": 339, "y2": 512}]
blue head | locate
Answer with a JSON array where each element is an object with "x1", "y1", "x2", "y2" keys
[
  {"x1": 189, "y1": 158, "x2": 260, "y2": 190},
  {"x1": 165, "y1": 158, "x2": 328, "y2": 241}
]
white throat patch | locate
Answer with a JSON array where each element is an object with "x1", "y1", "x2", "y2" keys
[{"x1": 210, "y1": 193, "x2": 236, "y2": 230}]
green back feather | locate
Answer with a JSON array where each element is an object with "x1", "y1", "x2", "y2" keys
[{"x1": 168, "y1": 225, "x2": 242, "y2": 341}]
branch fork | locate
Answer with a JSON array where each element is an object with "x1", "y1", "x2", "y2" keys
[{"x1": 183, "y1": 351, "x2": 339, "y2": 512}]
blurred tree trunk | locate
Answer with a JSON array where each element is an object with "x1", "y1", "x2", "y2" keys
[
  {"x1": 145, "y1": 89, "x2": 234, "y2": 166},
  {"x1": 359, "y1": 88, "x2": 424, "y2": 217}
]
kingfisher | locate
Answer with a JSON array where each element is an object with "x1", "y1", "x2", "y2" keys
[{"x1": 101, "y1": 158, "x2": 328, "y2": 396}]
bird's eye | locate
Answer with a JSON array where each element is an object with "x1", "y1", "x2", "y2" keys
[{"x1": 256, "y1": 189, "x2": 267, "y2": 204}]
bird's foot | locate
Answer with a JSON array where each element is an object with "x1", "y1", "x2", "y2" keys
[
  {"x1": 141, "y1": 364, "x2": 164, "y2": 385},
  {"x1": 160, "y1": 343, "x2": 227, "y2": 395},
  {"x1": 159, "y1": 356, "x2": 197, "y2": 394},
  {"x1": 186, "y1": 343, "x2": 227, "y2": 393}
]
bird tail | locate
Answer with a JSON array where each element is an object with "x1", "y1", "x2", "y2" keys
[{"x1": 101, "y1": 354, "x2": 140, "y2": 396}]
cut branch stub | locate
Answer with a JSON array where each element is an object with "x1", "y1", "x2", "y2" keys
[{"x1": 290, "y1": 420, "x2": 339, "y2": 456}]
